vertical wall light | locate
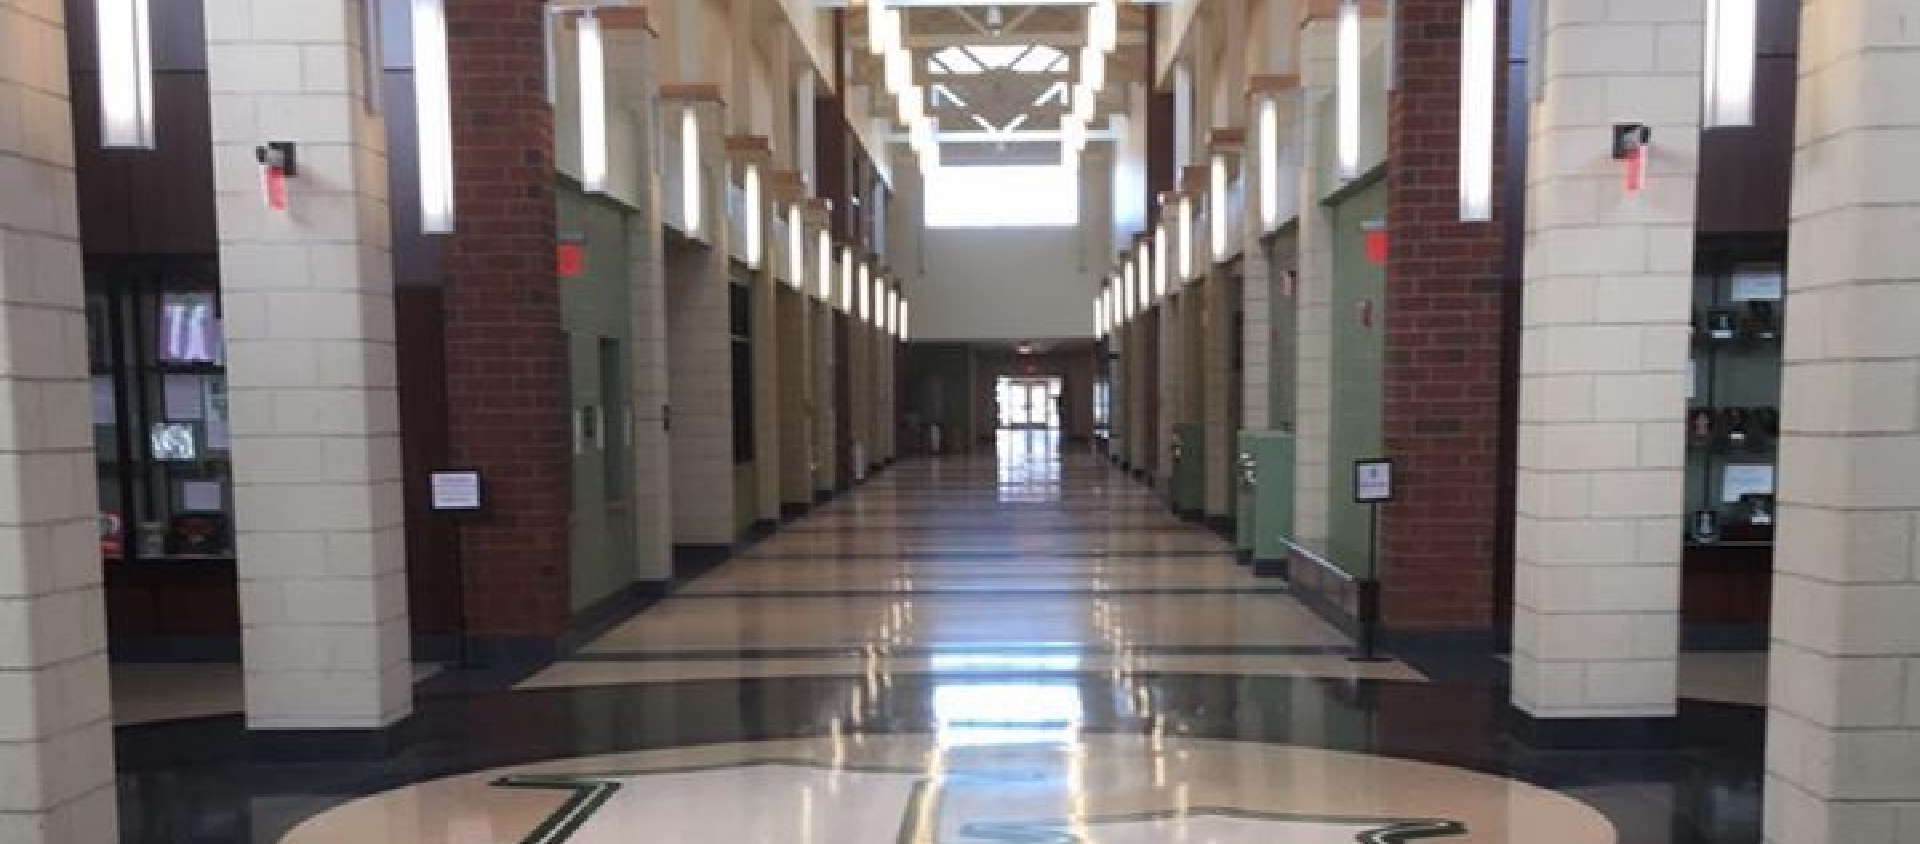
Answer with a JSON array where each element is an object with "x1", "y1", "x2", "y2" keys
[
  {"x1": 818, "y1": 230, "x2": 834, "y2": 301},
  {"x1": 413, "y1": 0, "x2": 455, "y2": 232},
  {"x1": 788, "y1": 206, "x2": 805, "y2": 289},
  {"x1": 1153, "y1": 224, "x2": 1169, "y2": 298},
  {"x1": 681, "y1": 106, "x2": 703, "y2": 236},
  {"x1": 96, "y1": 0, "x2": 155, "y2": 148},
  {"x1": 1336, "y1": 0, "x2": 1361, "y2": 180},
  {"x1": 841, "y1": 247, "x2": 856, "y2": 313},
  {"x1": 742, "y1": 164, "x2": 763, "y2": 269},
  {"x1": 901, "y1": 301, "x2": 911, "y2": 340},
  {"x1": 1703, "y1": 0, "x2": 1757, "y2": 128},
  {"x1": 1209, "y1": 153, "x2": 1229, "y2": 262},
  {"x1": 1458, "y1": 0, "x2": 1495, "y2": 221},
  {"x1": 577, "y1": 12, "x2": 609, "y2": 193},
  {"x1": 1177, "y1": 196, "x2": 1195, "y2": 281},
  {"x1": 1258, "y1": 97, "x2": 1280, "y2": 230}
]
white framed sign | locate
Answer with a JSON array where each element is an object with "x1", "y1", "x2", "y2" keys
[
  {"x1": 430, "y1": 470, "x2": 484, "y2": 512},
  {"x1": 1354, "y1": 458, "x2": 1395, "y2": 504}
]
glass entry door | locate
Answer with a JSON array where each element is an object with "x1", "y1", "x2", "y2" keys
[{"x1": 997, "y1": 377, "x2": 1061, "y2": 430}]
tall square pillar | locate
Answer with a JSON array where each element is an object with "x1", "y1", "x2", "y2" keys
[
  {"x1": 0, "y1": 3, "x2": 118, "y2": 839},
  {"x1": 1765, "y1": 1, "x2": 1920, "y2": 839},
  {"x1": 1512, "y1": 1, "x2": 1702, "y2": 720},
  {"x1": 208, "y1": 0, "x2": 411, "y2": 729}
]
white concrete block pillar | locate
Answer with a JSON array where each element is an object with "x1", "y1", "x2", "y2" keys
[
  {"x1": 1511, "y1": 0, "x2": 1702, "y2": 720},
  {"x1": 664, "y1": 93, "x2": 737, "y2": 545},
  {"x1": 626, "y1": 60, "x2": 673, "y2": 581},
  {"x1": 812, "y1": 296, "x2": 837, "y2": 491},
  {"x1": 1157, "y1": 290, "x2": 1180, "y2": 485},
  {"x1": 207, "y1": 0, "x2": 412, "y2": 730},
  {"x1": 0, "y1": 3, "x2": 119, "y2": 839},
  {"x1": 1293, "y1": 14, "x2": 1339, "y2": 547},
  {"x1": 1203, "y1": 203, "x2": 1237, "y2": 518},
  {"x1": 1764, "y1": 2, "x2": 1920, "y2": 839},
  {"x1": 726, "y1": 144, "x2": 778, "y2": 525}
]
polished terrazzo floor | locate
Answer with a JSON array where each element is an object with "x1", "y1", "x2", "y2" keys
[{"x1": 113, "y1": 433, "x2": 1765, "y2": 842}]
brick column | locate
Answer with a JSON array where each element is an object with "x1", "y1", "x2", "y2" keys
[
  {"x1": 1292, "y1": 14, "x2": 1340, "y2": 547},
  {"x1": 445, "y1": 0, "x2": 570, "y2": 638},
  {"x1": 1379, "y1": 0, "x2": 1508, "y2": 634},
  {"x1": 0, "y1": 2, "x2": 117, "y2": 838},
  {"x1": 208, "y1": 0, "x2": 411, "y2": 728},
  {"x1": 1765, "y1": 1, "x2": 1920, "y2": 838},
  {"x1": 1512, "y1": 1, "x2": 1700, "y2": 719}
]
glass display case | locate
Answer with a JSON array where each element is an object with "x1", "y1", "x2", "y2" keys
[
  {"x1": 90, "y1": 261, "x2": 235, "y2": 564},
  {"x1": 1685, "y1": 260, "x2": 1784, "y2": 548}
]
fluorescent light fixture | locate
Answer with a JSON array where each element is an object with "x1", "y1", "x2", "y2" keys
[
  {"x1": 743, "y1": 164, "x2": 763, "y2": 268},
  {"x1": 788, "y1": 206, "x2": 805, "y2": 289},
  {"x1": 681, "y1": 105, "x2": 702, "y2": 236},
  {"x1": 1153, "y1": 224, "x2": 1168, "y2": 297},
  {"x1": 413, "y1": 0, "x2": 455, "y2": 232},
  {"x1": 901, "y1": 301, "x2": 911, "y2": 340},
  {"x1": 867, "y1": 0, "x2": 890, "y2": 55},
  {"x1": 1703, "y1": 0, "x2": 1756, "y2": 128},
  {"x1": 1122, "y1": 262, "x2": 1135, "y2": 318},
  {"x1": 1178, "y1": 196, "x2": 1195, "y2": 280},
  {"x1": 885, "y1": 46, "x2": 910, "y2": 93},
  {"x1": 818, "y1": 230, "x2": 834, "y2": 300},
  {"x1": 858, "y1": 263, "x2": 872, "y2": 322},
  {"x1": 96, "y1": 0, "x2": 154, "y2": 148},
  {"x1": 1210, "y1": 153, "x2": 1229, "y2": 262},
  {"x1": 1459, "y1": 0, "x2": 1495, "y2": 220},
  {"x1": 1090, "y1": 0, "x2": 1117, "y2": 54},
  {"x1": 1080, "y1": 46, "x2": 1105, "y2": 94},
  {"x1": 1336, "y1": 0, "x2": 1361, "y2": 180},
  {"x1": 577, "y1": 13, "x2": 609, "y2": 193},
  {"x1": 1258, "y1": 97, "x2": 1280, "y2": 230},
  {"x1": 841, "y1": 247, "x2": 855, "y2": 312}
]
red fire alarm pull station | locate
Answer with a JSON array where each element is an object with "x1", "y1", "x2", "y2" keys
[
  {"x1": 1612, "y1": 123, "x2": 1651, "y2": 194},
  {"x1": 256, "y1": 142, "x2": 296, "y2": 212},
  {"x1": 557, "y1": 232, "x2": 587, "y2": 278}
]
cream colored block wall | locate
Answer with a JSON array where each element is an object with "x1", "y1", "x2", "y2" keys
[
  {"x1": 666, "y1": 99, "x2": 737, "y2": 544},
  {"x1": 1203, "y1": 262, "x2": 1234, "y2": 516},
  {"x1": 206, "y1": 0, "x2": 412, "y2": 731},
  {"x1": 621, "y1": 46, "x2": 673, "y2": 582},
  {"x1": 750, "y1": 217, "x2": 780, "y2": 523},
  {"x1": 777, "y1": 287, "x2": 812, "y2": 504},
  {"x1": 0, "y1": 2, "x2": 119, "y2": 840},
  {"x1": 1511, "y1": 0, "x2": 1701, "y2": 720},
  {"x1": 812, "y1": 300, "x2": 837, "y2": 491},
  {"x1": 1130, "y1": 317, "x2": 1153, "y2": 472},
  {"x1": 1765, "y1": 1, "x2": 1920, "y2": 839},
  {"x1": 1157, "y1": 297, "x2": 1180, "y2": 483},
  {"x1": 1291, "y1": 18, "x2": 1337, "y2": 547}
]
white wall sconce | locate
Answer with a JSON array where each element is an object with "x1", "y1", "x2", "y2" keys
[
  {"x1": 1458, "y1": 0, "x2": 1495, "y2": 220},
  {"x1": 96, "y1": 0, "x2": 154, "y2": 149},
  {"x1": 818, "y1": 230, "x2": 835, "y2": 301},
  {"x1": 841, "y1": 247, "x2": 856, "y2": 313},
  {"x1": 1153, "y1": 223, "x2": 1169, "y2": 299},
  {"x1": 1257, "y1": 96, "x2": 1281, "y2": 230},
  {"x1": 1336, "y1": 0, "x2": 1361, "y2": 180},
  {"x1": 1177, "y1": 195, "x2": 1195, "y2": 281},
  {"x1": 413, "y1": 0, "x2": 455, "y2": 232},
  {"x1": 1703, "y1": 0, "x2": 1756, "y2": 128},
  {"x1": 577, "y1": 12, "x2": 609, "y2": 193},
  {"x1": 787, "y1": 205, "x2": 805, "y2": 289},
  {"x1": 742, "y1": 163, "x2": 763, "y2": 269},
  {"x1": 681, "y1": 105, "x2": 703, "y2": 237},
  {"x1": 1209, "y1": 153, "x2": 1230, "y2": 262}
]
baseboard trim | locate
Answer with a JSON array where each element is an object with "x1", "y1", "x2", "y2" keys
[{"x1": 1500, "y1": 706, "x2": 1679, "y2": 750}]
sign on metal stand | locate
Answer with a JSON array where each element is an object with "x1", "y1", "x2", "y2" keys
[
  {"x1": 430, "y1": 470, "x2": 485, "y2": 668},
  {"x1": 1351, "y1": 458, "x2": 1393, "y2": 663}
]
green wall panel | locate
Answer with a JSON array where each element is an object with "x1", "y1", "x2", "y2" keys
[{"x1": 1323, "y1": 179, "x2": 1387, "y2": 578}]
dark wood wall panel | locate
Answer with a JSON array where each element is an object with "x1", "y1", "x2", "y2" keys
[{"x1": 70, "y1": 73, "x2": 218, "y2": 255}]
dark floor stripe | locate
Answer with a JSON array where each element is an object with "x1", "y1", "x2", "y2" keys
[
  {"x1": 663, "y1": 587, "x2": 1294, "y2": 599},
  {"x1": 564, "y1": 644, "x2": 1359, "y2": 662}
]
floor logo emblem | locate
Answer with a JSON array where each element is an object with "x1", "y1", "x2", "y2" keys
[{"x1": 495, "y1": 760, "x2": 1465, "y2": 843}]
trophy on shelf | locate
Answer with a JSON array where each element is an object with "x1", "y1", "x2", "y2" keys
[
  {"x1": 1706, "y1": 309, "x2": 1738, "y2": 341},
  {"x1": 1744, "y1": 301, "x2": 1779, "y2": 341},
  {"x1": 1741, "y1": 494, "x2": 1776, "y2": 528},
  {"x1": 1689, "y1": 407, "x2": 1717, "y2": 449},
  {"x1": 1690, "y1": 509, "x2": 1721, "y2": 545},
  {"x1": 1722, "y1": 407, "x2": 1753, "y2": 451}
]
